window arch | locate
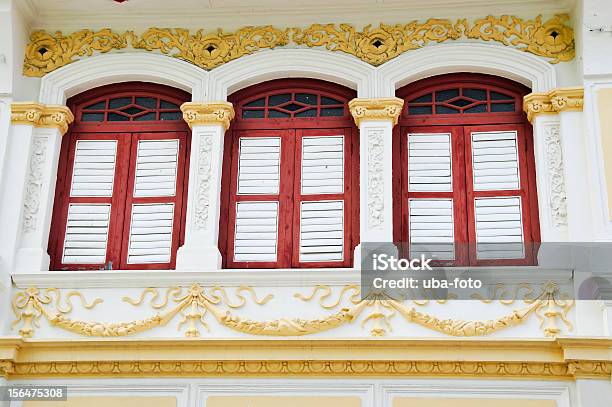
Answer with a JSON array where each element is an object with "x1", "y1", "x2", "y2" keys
[
  {"x1": 219, "y1": 79, "x2": 359, "y2": 268},
  {"x1": 48, "y1": 82, "x2": 191, "y2": 270},
  {"x1": 394, "y1": 73, "x2": 540, "y2": 265}
]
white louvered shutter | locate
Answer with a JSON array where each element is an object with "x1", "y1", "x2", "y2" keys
[
  {"x1": 124, "y1": 136, "x2": 185, "y2": 267},
  {"x1": 297, "y1": 134, "x2": 346, "y2": 264},
  {"x1": 406, "y1": 132, "x2": 458, "y2": 262},
  {"x1": 60, "y1": 138, "x2": 119, "y2": 266},
  {"x1": 231, "y1": 135, "x2": 282, "y2": 264},
  {"x1": 468, "y1": 129, "x2": 527, "y2": 261}
]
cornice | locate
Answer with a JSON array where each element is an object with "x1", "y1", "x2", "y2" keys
[
  {"x1": 0, "y1": 337, "x2": 610, "y2": 380},
  {"x1": 180, "y1": 101, "x2": 235, "y2": 130},
  {"x1": 524, "y1": 87, "x2": 584, "y2": 123},
  {"x1": 10, "y1": 102, "x2": 74, "y2": 135},
  {"x1": 348, "y1": 97, "x2": 404, "y2": 127}
]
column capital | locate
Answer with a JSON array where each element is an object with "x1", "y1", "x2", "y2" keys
[
  {"x1": 348, "y1": 97, "x2": 404, "y2": 127},
  {"x1": 11, "y1": 102, "x2": 74, "y2": 135},
  {"x1": 524, "y1": 87, "x2": 583, "y2": 123},
  {"x1": 180, "y1": 101, "x2": 235, "y2": 130}
]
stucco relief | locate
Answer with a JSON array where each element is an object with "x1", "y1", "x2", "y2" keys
[
  {"x1": 194, "y1": 135, "x2": 213, "y2": 230},
  {"x1": 544, "y1": 124, "x2": 568, "y2": 228},
  {"x1": 22, "y1": 137, "x2": 48, "y2": 233},
  {"x1": 367, "y1": 128, "x2": 385, "y2": 230}
]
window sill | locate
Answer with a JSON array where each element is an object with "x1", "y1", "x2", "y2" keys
[{"x1": 11, "y1": 266, "x2": 574, "y2": 289}]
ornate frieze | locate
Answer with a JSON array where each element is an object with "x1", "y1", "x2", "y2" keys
[
  {"x1": 22, "y1": 137, "x2": 48, "y2": 233},
  {"x1": 180, "y1": 102, "x2": 235, "y2": 130},
  {"x1": 544, "y1": 124, "x2": 568, "y2": 228},
  {"x1": 348, "y1": 97, "x2": 404, "y2": 127},
  {"x1": 12, "y1": 282, "x2": 574, "y2": 339},
  {"x1": 23, "y1": 14, "x2": 575, "y2": 77},
  {"x1": 366, "y1": 128, "x2": 386, "y2": 231},
  {"x1": 524, "y1": 87, "x2": 584, "y2": 122},
  {"x1": 10, "y1": 103, "x2": 74, "y2": 135}
]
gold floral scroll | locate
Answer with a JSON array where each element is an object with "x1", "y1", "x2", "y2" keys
[{"x1": 24, "y1": 14, "x2": 574, "y2": 77}]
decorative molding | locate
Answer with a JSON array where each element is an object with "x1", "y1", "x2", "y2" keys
[
  {"x1": 22, "y1": 136, "x2": 48, "y2": 233},
  {"x1": 0, "y1": 337, "x2": 610, "y2": 380},
  {"x1": 348, "y1": 97, "x2": 404, "y2": 127},
  {"x1": 194, "y1": 134, "x2": 213, "y2": 230},
  {"x1": 544, "y1": 124, "x2": 568, "y2": 228},
  {"x1": 10, "y1": 102, "x2": 74, "y2": 135},
  {"x1": 180, "y1": 102, "x2": 235, "y2": 130},
  {"x1": 366, "y1": 127, "x2": 386, "y2": 231},
  {"x1": 23, "y1": 15, "x2": 574, "y2": 77},
  {"x1": 524, "y1": 87, "x2": 584, "y2": 123},
  {"x1": 11, "y1": 282, "x2": 574, "y2": 339}
]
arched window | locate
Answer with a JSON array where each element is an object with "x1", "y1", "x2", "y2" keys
[
  {"x1": 219, "y1": 79, "x2": 359, "y2": 268},
  {"x1": 395, "y1": 73, "x2": 540, "y2": 265},
  {"x1": 48, "y1": 82, "x2": 191, "y2": 270}
]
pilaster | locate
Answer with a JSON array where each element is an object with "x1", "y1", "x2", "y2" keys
[
  {"x1": 349, "y1": 98, "x2": 403, "y2": 265},
  {"x1": 176, "y1": 102, "x2": 235, "y2": 270},
  {"x1": 10, "y1": 103, "x2": 73, "y2": 273}
]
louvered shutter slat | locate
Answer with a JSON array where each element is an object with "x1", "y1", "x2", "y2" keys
[
  {"x1": 238, "y1": 137, "x2": 280, "y2": 195},
  {"x1": 234, "y1": 201, "x2": 279, "y2": 262},
  {"x1": 134, "y1": 140, "x2": 179, "y2": 197},
  {"x1": 299, "y1": 200, "x2": 343, "y2": 262},
  {"x1": 475, "y1": 197, "x2": 524, "y2": 259},
  {"x1": 408, "y1": 133, "x2": 452, "y2": 192},
  {"x1": 62, "y1": 204, "x2": 111, "y2": 264},
  {"x1": 471, "y1": 131, "x2": 520, "y2": 191},
  {"x1": 70, "y1": 140, "x2": 117, "y2": 197},
  {"x1": 409, "y1": 199, "x2": 454, "y2": 260},
  {"x1": 301, "y1": 136, "x2": 344, "y2": 195},
  {"x1": 127, "y1": 203, "x2": 174, "y2": 264}
]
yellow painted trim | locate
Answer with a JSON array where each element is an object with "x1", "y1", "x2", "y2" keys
[
  {"x1": 348, "y1": 98, "x2": 404, "y2": 127},
  {"x1": 180, "y1": 102, "x2": 235, "y2": 130},
  {"x1": 597, "y1": 88, "x2": 612, "y2": 220},
  {"x1": 0, "y1": 337, "x2": 610, "y2": 380},
  {"x1": 10, "y1": 102, "x2": 74, "y2": 135},
  {"x1": 523, "y1": 87, "x2": 584, "y2": 123}
]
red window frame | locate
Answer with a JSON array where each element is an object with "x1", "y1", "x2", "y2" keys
[
  {"x1": 219, "y1": 79, "x2": 359, "y2": 268},
  {"x1": 395, "y1": 73, "x2": 540, "y2": 266},
  {"x1": 48, "y1": 82, "x2": 191, "y2": 270}
]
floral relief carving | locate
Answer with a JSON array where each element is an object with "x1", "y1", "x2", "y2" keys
[
  {"x1": 23, "y1": 15, "x2": 575, "y2": 77},
  {"x1": 544, "y1": 124, "x2": 568, "y2": 228},
  {"x1": 22, "y1": 137, "x2": 47, "y2": 233},
  {"x1": 194, "y1": 135, "x2": 213, "y2": 230},
  {"x1": 367, "y1": 128, "x2": 385, "y2": 230}
]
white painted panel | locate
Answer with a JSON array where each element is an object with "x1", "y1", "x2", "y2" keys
[
  {"x1": 127, "y1": 203, "x2": 175, "y2": 264},
  {"x1": 234, "y1": 201, "x2": 278, "y2": 261},
  {"x1": 134, "y1": 139, "x2": 179, "y2": 197},
  {"x1": 471, "y1": 131, "x2": 520, "y2": 191},
  {"x1": 301, "y1": 136, "x2": 344, "y2": 195},
  {"x1": 62, "y1": 204, "x2": 111, "y2": 264},
  {"x1": 475, "y1": 197, "x2": 524, "y2": 259},
  {"x1": 408, "y1": 133, "x2": 452, "y2": 192},
  {"x1": 70, "y1": 140, "x2": 117, "y2": 197},
  {"x1": 299, "y1": 200, "x2": 344, "y2": 262},
  {"x1": 409, "y1": 199, "x2": 454, "y2": 260},
  {"x1": 238, "y1": 137, "x2": 280, "y2": 195}
]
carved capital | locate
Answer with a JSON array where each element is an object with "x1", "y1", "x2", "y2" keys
[
  {"x1": 11, "y1": 103, "x2": 74, "y2": 135},
  {"x1": 348, "y1": 98, "x2": 404, "y2": 127},
  {"x1": 523, "y1": 87, "x2": 583, "y2": 123},
  {"x1": 181, "y1": 102, "x2": 235, "y2": 130},
  {"x1": 549, "y1": 87, "x2": 584, "y2": 112}
]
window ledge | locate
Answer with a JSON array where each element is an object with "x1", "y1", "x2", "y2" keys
[{"x1": 11, "y1": 266, "x2": 575, "y2": 289}]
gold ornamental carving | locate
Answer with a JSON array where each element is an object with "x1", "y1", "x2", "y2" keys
[
  {"x1": 524, "y1": 86, "x2": 584, "y2": 122},
  {"x1": 23, "y1": 14, "x2": 575, "y2": 78},
  {"x1": 180, "y1": 102, "x2": 235, "y2": 130},
  {"x1": 348, "y1": 97, "x2": 404, "y2": 126},
  {"x1": 11, "y1": 103, "x2": 74, "y2": 135},
  {"x1": 12, "y1": 282, "x2": 574, "y2": 339}
]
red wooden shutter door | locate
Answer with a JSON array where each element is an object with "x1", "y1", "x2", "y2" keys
[{"x1": 292, "y1": 128, "x2": 352, "y2": 267}]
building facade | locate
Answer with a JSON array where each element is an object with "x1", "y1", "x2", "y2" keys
[{"x1": 0, "y1": 0, "x2": 612, "y2": 406}]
